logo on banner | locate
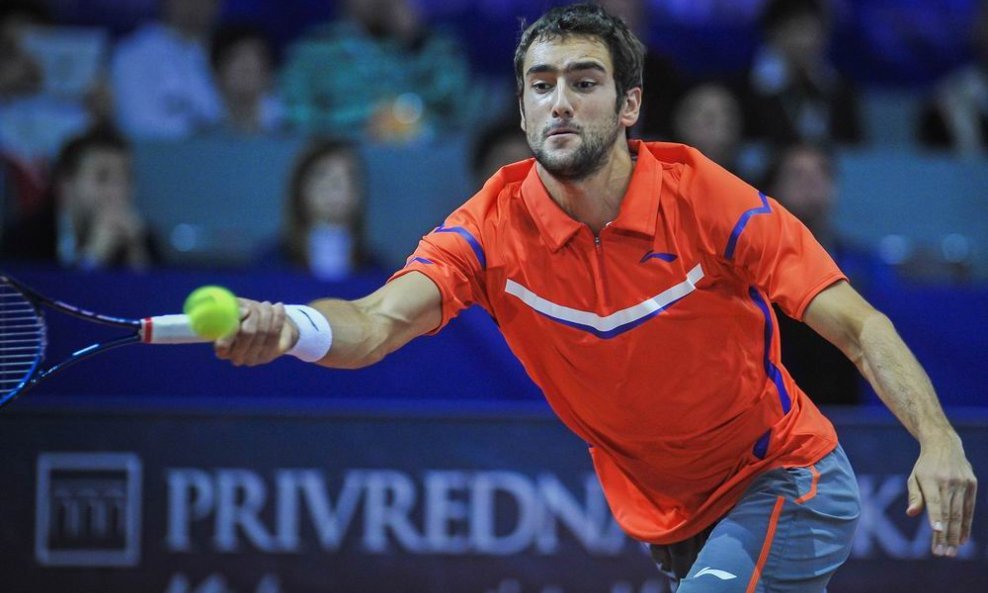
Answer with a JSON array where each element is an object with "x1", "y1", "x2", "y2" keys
[{"x1": 35, "y1": 452, "x2": 142, "y2": 567}]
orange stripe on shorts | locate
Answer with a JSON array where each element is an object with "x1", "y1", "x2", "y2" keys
[
  {"x1": 795, "y1": 465, "x2": 821, "y2": 504},
  {"x1": 745, "y1": 495, "x2": 786, "y2": 593}
]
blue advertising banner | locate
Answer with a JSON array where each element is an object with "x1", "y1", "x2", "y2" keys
[
  {"x1": 3, "y1": 266, "x2": 985, "y2": 408},
  {"x1": 0, "y1": 403, "x2": 985, "y2": 593}
]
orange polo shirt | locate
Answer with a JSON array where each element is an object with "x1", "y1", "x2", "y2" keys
[{"x1": 390, "y1": 140, "x2": 843, "y2": 544}]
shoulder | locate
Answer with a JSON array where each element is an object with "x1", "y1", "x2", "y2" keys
[
  {"x1": 445, "y1": 159, "x2": 532, "y2": 231},
  {"x1": 637, "y1": 140, "x2": 738, "y2": 200},
  {"x1": 639, "y1": 140, "x2": 768, "y2": 240},
  {"x1": 112, "y1": 24, "x2": 189, "y2": 73},
  {"x1": 114, "y1": 23, "x2": 173, "y2": 56}
]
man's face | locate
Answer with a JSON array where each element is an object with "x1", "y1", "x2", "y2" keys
[
  {"x1": 519, "y1": 35, "x2": 638, "y2": 181},
  {"x1": 772, "y1": 14, "x2": 826, "y2": 71},
  {"x1": 302, "y1": 154, "x2": 361, "y2": 226},
  {"x1": 165, "y1": 0, "x2": 220, "y2": 37},
  {"x1": 63, "y1": 149, "x2": 132, "y2": 217},
  {"x1": 772, "y1": 148, "x2": 834, "y2": 233},
  {"x1": 673, "y1": 84, "x2": 741, "y2": 162},
  {"x1": 218, "y1": 39, "x2": 272, "y2": 101}
]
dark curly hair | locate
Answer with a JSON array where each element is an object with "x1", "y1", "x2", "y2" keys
[{"x1": 513, "y1": 3, "x2": 645, "y2": 110}]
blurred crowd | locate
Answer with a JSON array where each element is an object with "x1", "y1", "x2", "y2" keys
[{"x1": 0, "y1": 0, "x2": 986, "y2": 403}]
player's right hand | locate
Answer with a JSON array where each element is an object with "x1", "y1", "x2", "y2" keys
[{"x1": 214, "y1": 299, "x2": 299, "y2": 366}]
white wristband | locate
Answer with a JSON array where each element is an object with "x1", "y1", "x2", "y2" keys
[{"x1": 284, "y1": 305, "x2": 333, "y2": 362}]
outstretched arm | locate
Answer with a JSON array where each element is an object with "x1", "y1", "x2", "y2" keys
[
  {"x1": 803, "y1": 280, "x2": 977, "y2": 557},
  {"x1": 215, "y1": 271, "x2": 442, "y2": 369}
]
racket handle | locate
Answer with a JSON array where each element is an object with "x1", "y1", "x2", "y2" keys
[{"x1": 141, "y1": 314, "x2": 212, "y2": 344}]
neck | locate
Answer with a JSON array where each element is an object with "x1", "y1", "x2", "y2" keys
[
  {"x1": 226, "y1": 97, "x2": 261, "y2": 132},
  {"x1": 536, "y1": 141, "x2": 634, "y2": 234}
]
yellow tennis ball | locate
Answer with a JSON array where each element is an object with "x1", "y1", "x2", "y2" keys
[{"x1": 183, "y1": 285, "x2": 240, "y2": 340}]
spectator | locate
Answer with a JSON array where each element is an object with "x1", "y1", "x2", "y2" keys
[
  {"x1": 110, "y1": 0, "x2": 223, "y2": 139},
  {"x1": 0, "y1": 1, "x2": 46, "y2": 235},
  {"x1": 917, "y1": 1, "x2": 988, "y2": 155},
  {"x1": 0, "y1": 1, "x2": 45, "y2": 100},
  {"x1": 744, "y1": 0, "x2": 861, "y2": 146},
  {"x1": 279, "y1": 0, "x2": 474, "y2": 142},
  {"x1": 670, "y1": 82, "x2": 757, "y2": 180},
  {"x1": 0, "y1": 1, "x2": 90, "y2": 229},
  {"x1": 209, "y1": 24, "x2": 283, "y2": 135},
  {"x1": 275, "y1": 139, "x2": 375, "y2": 280},
  {"x1": 1, "y1": 126, "x2": 155, "y2": 270},
  {"x1": 763, "y1": 142, "x2": 874, "y2": 405},
  {"x1": 596, "y1": 0, "x2": 686, "y2": 140},
  {"x1": 471, "y1": 119, "x2": 531, "y2": 184}
]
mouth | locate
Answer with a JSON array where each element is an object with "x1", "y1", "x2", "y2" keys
[{"x1": 546, "y1": 127, "x2": 579, "y2": 138}]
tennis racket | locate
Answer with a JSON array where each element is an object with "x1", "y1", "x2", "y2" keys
[{"x1": 0, "y1": 273, "x2": 213, "y2": 409}]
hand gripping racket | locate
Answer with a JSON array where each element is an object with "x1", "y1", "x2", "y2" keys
[{"x1": 0, "y1": 273, "x2": 213, "y2": 409}]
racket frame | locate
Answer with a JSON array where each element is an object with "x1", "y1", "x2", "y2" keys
[{"x1": 0, "y1": 274, "x2": 192, "y2": 408}]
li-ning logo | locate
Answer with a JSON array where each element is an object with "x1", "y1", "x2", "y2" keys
[
  {"x1": 35, "y1": 452, "x2": 142, "y2": 567},
  {"x1": 694, "y1": 566, "x2": 737, "y2": 580}
]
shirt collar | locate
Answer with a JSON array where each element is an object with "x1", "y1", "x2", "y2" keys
[{"x1": 520, "y1": 140, "x2": 662, "y2": 251}]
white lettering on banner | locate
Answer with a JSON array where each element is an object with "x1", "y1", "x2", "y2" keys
[
  {"x1": 163, "y1": 468, "x2": 985, "y2": 559},
  {"x1": 35, "y1": 452, "x2": 142, "y2": 567},
  {"x1": 165, "y1": 573, "x2": 282, "y2": 593},
  {"x1": 164, "y1": 468, "x2": 626, "y2": 556},
  {"x1": 852, "y1": 474, "x2": 978, "y2": 560},
  {"x1": 215, "y1": 470, "x2": 278, "y2": 552},
  {"x1": 167, "y1": 469, "x2": 214, "y2": 552},
  {"x1": 471, "y1": 471, "x2": 540, "y2": 555},
  {"x1": 362, "y1": 470, "x2": 425, "y2": 552},
  {"x1": 423, "y1": 471, "x2": 471, "y2": 553},
  {"x1": 536, "y1": 474, "x2": 625, "y2": 554},
  {"x1": 274, "y1": 470, "x2": 362, "y2": 551}
]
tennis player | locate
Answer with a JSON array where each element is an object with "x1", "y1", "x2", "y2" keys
[{"x1": 217, "y1": 4, "x2": 976, "y2": 591}]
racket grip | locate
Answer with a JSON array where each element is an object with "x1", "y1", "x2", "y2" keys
[{"x1": 142, "y1": 314, "x2": 211, "y2": 344}]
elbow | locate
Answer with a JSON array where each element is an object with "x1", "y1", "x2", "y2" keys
[
  {"x1": 847, "y1": 309, "x2": 895, "y2": 369},
  {"x1": 353, "y1": 347, "x2": 389, "y2": 369},
  {"x1": 320, "y1": 341, "x2": 390, "y2": 370}
]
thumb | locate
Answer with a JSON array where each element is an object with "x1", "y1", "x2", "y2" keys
[
  {"x1": 279, "y1": 316, "x2": 299, "y2": 353},
  {"x1": 906, "y1": 473, "x2": 924, "y2": 516}
]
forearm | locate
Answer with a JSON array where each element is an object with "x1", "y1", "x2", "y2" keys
[
  {"x1": 306, "y1": 273, "x2": 443, "y2": 370},
  {"x1": 216, "y1": 272, "x2": 441, "y2": 370},
  {"x1": 854, "y1": 310, "x2": 957, "y2": 445},
  {"x1": 805, "y1": 281, "x2": 975, "y2": 554},
  {"x1": 307, "y1": 297, "x2": 398, "y2": 369}
]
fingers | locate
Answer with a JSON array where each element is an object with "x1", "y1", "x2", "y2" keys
[
  {"x1": 227, "y1": 300, "x2": 267, "y2": 364},
  {"x1": 258, "y1": 303, "x2": 286, "y2": 361},
  {"x1": 214, "y1": 299, "x2": 288, "y2": 366},
  {"x1": 906, "y1": 473, "x2": 924, "y2": 517},
  {"x1": 214, "y1": 304, "x2": 248, "y2": 354},
  {"x1": 961, "y1": 477, "x2": 977, "y2": 545},
  {"x1": 914, "y1": 474, "x2": 946, "y2": 556},
  {"x1": 916, "y1": 469, "x2": 978, "y2": 557},
  {"x1": 942, "y1": 481, "x2": 961, "y2": 556}
]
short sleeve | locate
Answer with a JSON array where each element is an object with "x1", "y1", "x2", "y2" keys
[
  {"x1": 388, "y1": 209, "x2": 487, "y2": 334},
  {"x1": 683, "y1": 149, "x2": 846, "y2": 319}
]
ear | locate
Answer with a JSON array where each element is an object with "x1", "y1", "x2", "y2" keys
[
  {"x1": 619, "y1": 86, "x2": 642, "y2": 129},
  {"x1": 518, "y1": 98, "x2": 527, "y2": 133}
]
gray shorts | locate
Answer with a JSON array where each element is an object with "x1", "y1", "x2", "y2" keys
[{"x1": 648, "y1": 444, "x2": 861, "y2": 593}]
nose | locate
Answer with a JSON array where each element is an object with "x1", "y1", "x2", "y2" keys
[{"x1": 551, "y1": 86, "x2": 574, "y2": 119}]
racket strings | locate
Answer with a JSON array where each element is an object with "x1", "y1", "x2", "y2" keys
[{"x1": 0, "y1": 284, "x2": 45, "y2": 393}]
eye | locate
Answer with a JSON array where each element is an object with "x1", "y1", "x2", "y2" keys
[
  {"x1": 531, "y1": 81, "x2": 552, "y2": 93},
  {"x1": 575, "y1": 80, "x2": 597, "y2": 91}
]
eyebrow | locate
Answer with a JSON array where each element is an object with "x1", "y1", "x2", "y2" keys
[{"x1": 526, "y1": 60, "x2": 607, "y2": 77}]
